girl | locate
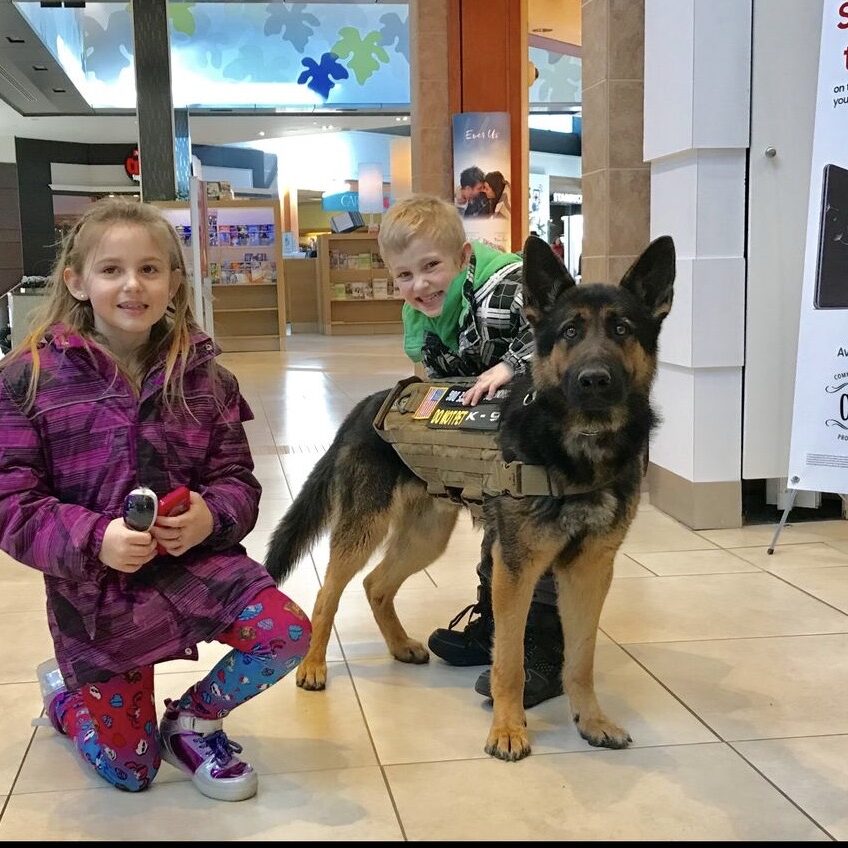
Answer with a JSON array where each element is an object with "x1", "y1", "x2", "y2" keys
[
  {"x1": 0, "y1": 199, "x2": 311, "y2": 801},
  {"x1": 482, "y1": 171, "x2": 511, "y2": 220}
]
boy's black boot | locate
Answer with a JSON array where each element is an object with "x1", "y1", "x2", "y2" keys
[
  {"x1": 427, "y1": 583, "x2": 494, "y2": 666},
  {"x1": 474, "y1": 601, "x2": 565, "y2": 708}
]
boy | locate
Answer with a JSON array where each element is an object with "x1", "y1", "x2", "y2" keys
[
  {"x1": 454, "y1": 166, "x2": 486, "y2": 216},
  {"x1": 377, "y1": 195, "x2": 563, "y2": 707}
]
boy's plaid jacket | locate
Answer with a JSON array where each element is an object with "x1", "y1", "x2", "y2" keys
[{"x1": 420, "y1": 252, "x2": 534, "y2": 378}]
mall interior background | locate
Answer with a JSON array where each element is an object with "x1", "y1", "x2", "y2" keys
[{"x1": 0, "y1": 0, "x2": 842, "y2": 531}]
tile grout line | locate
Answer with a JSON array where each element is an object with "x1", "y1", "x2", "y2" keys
[
  {"x1": 606, "y1": 635, "x2": 845, "y2": 837},
  {"x1": 0, "y1": 721, "x2": 40, "y2": 821},
  {"x1": 333, "y1": 627, "x2": 409, "y2": 841},
  {"x1": 377, "y1": 740, "x2": 739, "y2": 774},
  {"x1": 766, "y1": 571, "x2": 848, "y2": 620},
  {"x1": 720, "y1": 548, "x2": 848, "y2": 620},
  {"x1": 256, "y1": 393, "x2": 295, "y2": 501},
  {"x1": 613, "y1": 628, "x2": 848, "y2": 646},
  {"x1": 609, "y1": 632, "x2": 846, "y2": 838},
  {"x1": 609, "y1": 636, "x2": 727, "y2": 743},
  {"x1": 724, "y1": 742, "x2": 837, "y2": 841},
  {"x1": 620, "y1": 552, "x2": 659, "y2": 577}
]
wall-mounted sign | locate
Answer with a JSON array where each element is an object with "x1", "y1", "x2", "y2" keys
[
  {"x1": 322, "y1": 191, "x2": 389, "y2": 212},
  {"x1": 124, "y1": 147, "x2": 140, "y2": 183},
  {"x1": 552, "y1": 191, "x2": 582, "y2": 204}
]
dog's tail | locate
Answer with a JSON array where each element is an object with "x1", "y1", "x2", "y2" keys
[{"x1": 265, "y1": 447, "x2": 336, "y2": 584}]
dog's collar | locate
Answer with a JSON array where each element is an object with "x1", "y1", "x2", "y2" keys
[{"x1": 523, "y1": 391, "x2": 606, "y2": 437}]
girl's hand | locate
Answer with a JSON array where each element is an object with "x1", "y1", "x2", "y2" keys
[
  {"x1": 150, "y1": 491, "x2": 214, "y2": 557},
  {"x1": 463, "y1": 362, "x2": 515, "y2": 407},
  {"x1": 99, "y1": 518, "x2": 157, "y2": 573}
]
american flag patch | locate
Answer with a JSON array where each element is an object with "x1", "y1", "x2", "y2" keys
[{"x1": 413, "y1": 387, "x2": 448, "y2": 419}]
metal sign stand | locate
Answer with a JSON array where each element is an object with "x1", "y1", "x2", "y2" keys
[{"x1": 766, "y1": 488, "x2": 799, "y2": 555}]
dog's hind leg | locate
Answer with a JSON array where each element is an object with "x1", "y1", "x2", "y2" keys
[
  {"x1": 485, "y1": 538, "x2": 558, "y2": 762},
  {"x1": 363, "y1": 490, "x2": 460, "y2": 664},
  {"x1": 555, "y1": 530, "x2": 631, "y2": 749},
  {"x1": 298, "y1": 510, "x2": 391, "y2": 691}
]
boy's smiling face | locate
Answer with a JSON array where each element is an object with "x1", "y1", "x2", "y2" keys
[{"x1": 386, "y1": 236, "x2": 471, "y2": 317}]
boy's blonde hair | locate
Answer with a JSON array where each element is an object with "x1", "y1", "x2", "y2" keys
[
  {"x1": 378, "y1": 195, "x2": 467, "y2": 263},
  {"x1": 0, "y1": 198, "x2": 197, "y2": 410}
]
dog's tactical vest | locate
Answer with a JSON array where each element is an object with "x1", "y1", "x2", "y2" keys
[{"x1": 373, "y1": 377, "x2": 604, "y2": 514}]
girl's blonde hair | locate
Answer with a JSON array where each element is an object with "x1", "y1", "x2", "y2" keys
[{"x1": 0, "y1": 197, "x2": 198, "y2": 410}]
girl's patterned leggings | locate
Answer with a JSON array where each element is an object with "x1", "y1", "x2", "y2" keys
[{"x1": 52, "y1": 587, "x2": 311, "y2": 792}]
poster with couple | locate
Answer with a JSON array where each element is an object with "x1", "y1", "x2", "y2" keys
[{"x1": 452, "y1": 112, "x2": 511, "y2": 251}]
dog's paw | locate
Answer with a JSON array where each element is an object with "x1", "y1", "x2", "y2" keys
[
  {"x1": 296, "y1": 659, "x2": 328, "y2": 691},
  {"x1": 391, "y1": 639, "x2": 430, "y2": 665},
  {"x1": 574, "y1": 713, "x2": 631, "y2": 749},
  {"x1": 484, "y1": 723, "x2": 531, "y2": 761}
]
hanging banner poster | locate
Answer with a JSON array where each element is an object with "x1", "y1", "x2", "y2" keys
[
  {"x1": 787, "y1": 0, "x2": 848, "y2": 493},
  {"x1": 528, "y1": 172, "x2": 551, "y2": 242},
  {"x1": 452, "y1": 112, "x2": 511, "y2": 252}
]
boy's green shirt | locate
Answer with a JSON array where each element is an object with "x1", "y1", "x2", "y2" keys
[{"x1": 402, "y1": 241, "x2": 522, "y2": 362}]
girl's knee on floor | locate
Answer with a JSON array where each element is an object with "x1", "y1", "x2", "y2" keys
[{"x1": 231, "y1": 586, "x2": 313, "y2": 661}]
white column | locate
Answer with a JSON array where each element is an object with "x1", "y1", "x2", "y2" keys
[
  {"x1": 0, "y1": 137, "x2": 15, "y2": 164},
  {"x1": 644, "y1": 0, "x2": 752, "y2": 526}
]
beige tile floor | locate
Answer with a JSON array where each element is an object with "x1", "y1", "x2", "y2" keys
[{"x1": 1, "y1": 334, "x2": 847, "y2": 840}]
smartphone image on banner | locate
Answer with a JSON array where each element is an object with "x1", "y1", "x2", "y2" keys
[{"x1": 814, "y1": 163, "x2": 848, "y2": 309}]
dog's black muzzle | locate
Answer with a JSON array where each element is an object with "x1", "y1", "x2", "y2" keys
[{"x1": 566, "y1": 360, "x2": 627, "y2": 413}]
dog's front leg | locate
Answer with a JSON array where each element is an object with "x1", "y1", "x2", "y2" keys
[
  {"x1": 485, "y1": 539, "x2": 553, "y2": 762},
  {"x1": 556, "y1": 533, "x2": 631, "y2": 749}
]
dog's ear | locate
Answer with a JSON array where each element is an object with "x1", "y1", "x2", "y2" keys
[
  {"x1": 619, "y1": 236, "x2": 676, "y2": 322},
  {"x1": 522, "y1": 235, "x2": 576, "y2": 325}
]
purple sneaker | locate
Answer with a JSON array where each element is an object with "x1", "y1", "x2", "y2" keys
[
  {"x1": 159, "y1": 701, "x2": 258, "y2": 801},
  {"x1": 33, "y1": 658, "x2": 69, "y2": 734}
]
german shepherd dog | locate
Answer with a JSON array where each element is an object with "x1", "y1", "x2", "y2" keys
[{"x1": 266, "y1": 235, "x2": 675, "y2": 761}]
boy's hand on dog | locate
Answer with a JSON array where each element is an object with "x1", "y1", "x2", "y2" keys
[
  {"x1": 463, "y1": 361, "x2": 514, "y2": 406},
  {"x1": 100, "y1": 518, "x2": 157, "y2": 573},
  {"x1": 150, "y1": 491, "x2": 214, "y2": 557}
]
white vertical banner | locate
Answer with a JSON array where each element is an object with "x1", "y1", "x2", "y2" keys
[
  {"x1": 528, "y1": 172, "x2": 550, "y2": 241},
  {"x1": 189, "y1": 176, "x2": 214, "y2": 338},
  {"x1": 787, "y1": 0, "x2": 848, "y2": 493}
]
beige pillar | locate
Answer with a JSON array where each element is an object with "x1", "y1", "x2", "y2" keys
[
  {"x1": 409, "y1": 0, "x2": 454, "y2": 199},
  {"x1": 580, "y1": 0, "x2": 649, "y2": 284}
]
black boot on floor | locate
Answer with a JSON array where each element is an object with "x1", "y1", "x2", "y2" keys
[
  {"x1": 474, "y1": 601, "x2": 565, "y2": 708},
  {"x1": 428, "y1": 584, "x2": 494, "y2": 667}
]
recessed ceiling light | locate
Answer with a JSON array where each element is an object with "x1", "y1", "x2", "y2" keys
[
  {"x1": 32, "y1": 65, "x2": 48, "y2": 72},
  {"x1": 52, "y1": 88, "x2": 66, "y2": 93},
  {"x1": 395, "y1": 116, "x2": 401, "y2": 121},
  {"x1": 402, "y1": 116, "x2": 409, "y2": 121},
  {"x1": 257, "y1": 131, "x2": 265, "y2": 137}
]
